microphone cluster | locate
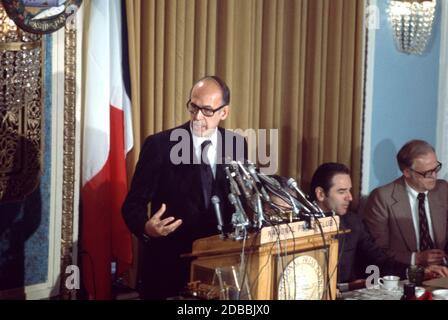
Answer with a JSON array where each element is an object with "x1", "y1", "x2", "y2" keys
[{"x1": 211, "y1": 161, "x2": 324, "y2": 240}]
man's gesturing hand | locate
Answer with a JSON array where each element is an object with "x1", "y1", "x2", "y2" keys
[{"x1": 144, "y1": 204, "x2": 183, "y2": 237}]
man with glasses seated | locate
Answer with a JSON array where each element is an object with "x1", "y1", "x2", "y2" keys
[
  {"x1": 266, "y1": 168, "x2": 448, "y2": 291},
  {"x1": 364, "y1": 140, "x2": 448, "y2": 268},
  {"x1": 122, "y1": 76, "x2": 247, "y2": 299}
]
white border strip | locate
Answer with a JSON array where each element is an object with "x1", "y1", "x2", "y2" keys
[
  {"x1": 436, "y1": 0, "x2": 448, "y2": 181},
  {"x1": 361, "y1": 0, "x2": 378, "y2": 196},
  {"x1": 72, "y1": 1, "x2": 83, "y2": 272},
  {"x1": 30, "y1": 27, "x2": 65, "y2": 300}
]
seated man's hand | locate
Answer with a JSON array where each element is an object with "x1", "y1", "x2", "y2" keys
[
  {"x1": 415, "y1": 249, "x2": 445, "y2": 266},
  {"x1": 424, "y1": 265, "x2": 448, "y2": 278},
  {"x1": 144, "y1": 203, "x2": 183, "y2": 237}
]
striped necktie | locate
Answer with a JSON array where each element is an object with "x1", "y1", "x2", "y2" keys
[{"x1": 417, "y1": 193, "x2": 434, "y2": 251}]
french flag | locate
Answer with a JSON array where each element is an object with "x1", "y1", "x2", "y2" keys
[{"x1": 81, "y1": 0, "x2": 133, "y2": 300}]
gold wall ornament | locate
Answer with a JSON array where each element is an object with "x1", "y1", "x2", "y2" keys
[
  {"x1": 0, "y1": 3, "x2": 42, "y2": 203},
  {"x1": 1, "y1": 0, "x2": 82, "y2": 34},
  {"x1": 58, "y1": 23, "x2": 76, "y2": 300}
]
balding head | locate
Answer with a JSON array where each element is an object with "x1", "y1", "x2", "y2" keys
[
  {"x1": 190, "y1": 76, "x2": 230, "y2": 106},
  {"x1": 188, "y1": 76, "x2": 230, "y2": 137}
]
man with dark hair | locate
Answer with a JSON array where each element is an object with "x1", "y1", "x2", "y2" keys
[
  {"x1": 309, "y1": 162, "x2": 350, "y2": 202},
  {"x1": 122, "y1": 76, "x2": 247, "y2": 299},
  {"x1": 310, "y1": 162, "x2": 448, "y2": 285},
  {"x1": 363, "y1": 140, "x2": 448, "y2": 267}
]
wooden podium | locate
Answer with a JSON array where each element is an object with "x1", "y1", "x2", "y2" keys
[{"x1": 188, "y1": 216, "x2": 341, "y2": 300}]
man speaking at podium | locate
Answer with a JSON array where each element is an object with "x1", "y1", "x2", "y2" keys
[{"x1": 122, "y1": 76, "x2": 247, "y2": 299}]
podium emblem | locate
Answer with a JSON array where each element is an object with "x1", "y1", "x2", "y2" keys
[{"x1": 277, "y1": 255, "x2": 324, "y2": 300}]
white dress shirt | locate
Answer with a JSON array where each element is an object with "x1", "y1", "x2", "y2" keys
[{"x1": 191, "y1": 126, "x2": 218, "y2": 178}]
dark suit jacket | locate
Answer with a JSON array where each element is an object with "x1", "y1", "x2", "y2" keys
[
  {"x1": 363, "y1": 177, "x2": 448, "y2": 264},
  {"x1": 337, "y1": 212, "x2": 407, "y2": 283},
  {"x1": 122, "y1": 122, "x2": 247, "y2": 299}
]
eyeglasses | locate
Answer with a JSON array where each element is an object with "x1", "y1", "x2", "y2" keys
[
  {"x1": 186, "y1": 99, "x2": 227, "y2": 117},
  {"x1": 409, "y1": 161, "x2": 442, "y2": 178}
]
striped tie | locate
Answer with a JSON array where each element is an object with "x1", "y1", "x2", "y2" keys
[{"x1": 417, "y1": 193, "x2": 434, "y2": 251}]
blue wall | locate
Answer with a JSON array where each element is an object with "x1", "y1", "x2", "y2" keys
[{"x1": 367, "y1": 0, "x2": 441, "y2": 192}]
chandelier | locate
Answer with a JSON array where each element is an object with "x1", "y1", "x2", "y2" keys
[{"x1": 388, "y1": 0, "x2": 437, "y2": 55}]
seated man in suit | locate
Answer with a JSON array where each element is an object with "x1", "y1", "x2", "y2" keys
[
  {"x1": 266, "y1": 168, "x2": 448, "y2": 288},
  {"x1": 122, "y1": 76, "x2": 247, "y2": 299},
  {"x1": 363, "y1": 140, "x2": 448, "y2": 267},
  {"x1": 309, "y1": 162, "x2": 448, "y2": 287}
]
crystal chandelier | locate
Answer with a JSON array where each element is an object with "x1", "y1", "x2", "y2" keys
[{"x1": 388, "y1": 0, "x2": 437, "y2": 55}]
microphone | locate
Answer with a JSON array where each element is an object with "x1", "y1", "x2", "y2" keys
[
  {"x1": 236, "y1": 160, "x2": 251, "y2": 179},
  {"x1": 287, "y1": 192, "x2": 300, "y2": 216},
  {"x1": 228, "y1": 193, "x2": 248, "y2": 225},
  {"x1": 258, "y1": 173, "x2": 282, "y2": 191},
  {"x1": 253, "y1": 192, "x2": 266, "y2": 229},
  {"x1": 225, "y1": 165, "x2": 241, "y2": 196},
  {"x1": 211, "y1": 195, "x2": 225, "y2": 236},
  {"x1": 230, "y1": 161, "x2": 251, "y2": 199},
  {"x1": 246, "y1": 163, "x2": 270, "y2": 202},
  {"x1": 228, "y1": 193, "x2": 242, "y2": 214},
  {"x1": 293, "y1": 197, "x2": 311, "y2": 214},
  {"x1": 313, "y1": 200, "x2": 328, "y2": 216},
  {"x1": 287, "y1": 178, "x2": 322, "y2": 215}
]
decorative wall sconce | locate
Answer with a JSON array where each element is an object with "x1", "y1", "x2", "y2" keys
[{"x1": 388, "y1": 0, "x2": 437, "y2": 55}]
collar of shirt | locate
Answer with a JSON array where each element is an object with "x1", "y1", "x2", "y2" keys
[{"x1": 405, "y1": 181, "x2": 428, "y2": 200}]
